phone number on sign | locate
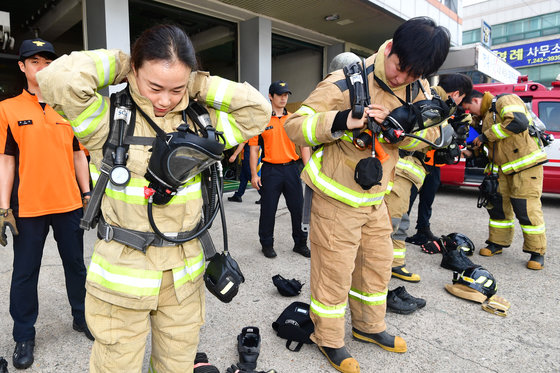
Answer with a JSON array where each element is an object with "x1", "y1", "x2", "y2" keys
[{"x1": 527, "y1": 55, "x2": 560, "y2": 64}]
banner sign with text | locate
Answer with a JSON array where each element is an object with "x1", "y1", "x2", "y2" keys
[{"x1": 493, "y1": 39, "x2": 560, "y2": 68}]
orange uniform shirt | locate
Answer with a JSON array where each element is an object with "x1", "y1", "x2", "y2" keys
[
  {"x1": 0, "y1": 90, "x2": 82, "y2": 217},
  {"x1": 248, "y1": 110, "x2": 299, "y2": 164}
]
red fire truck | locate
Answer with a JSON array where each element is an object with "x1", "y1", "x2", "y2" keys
[{"x1": 440, "y1": 76, "x2": 560, "y2": 194}]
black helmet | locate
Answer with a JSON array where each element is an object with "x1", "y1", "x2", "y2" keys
[
  {"x1": 453, "y1": 265, "x2": 497, "y2": 298},
  {"x1": 445, "y1": 233, "x2": 475, "y2": 256}
]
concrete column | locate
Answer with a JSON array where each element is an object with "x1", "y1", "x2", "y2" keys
[
  {"x1": 83, "y1": 0, "x2": 130, "y2": 53},
  {"x1": 240, "y1": 17, "x2": 271, "y2": 97}
]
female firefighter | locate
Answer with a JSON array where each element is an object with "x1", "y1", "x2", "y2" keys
[{"x1": 36, "y1": 24, "x2": 270, "y2": 372}]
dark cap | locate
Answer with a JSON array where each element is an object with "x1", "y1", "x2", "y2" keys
[
  {"x1": 269, "y1": 80, "x2": 292, "y2": 95},
  {"x1": 19, "y1": 38, "x2": 57, "y2": 60}
]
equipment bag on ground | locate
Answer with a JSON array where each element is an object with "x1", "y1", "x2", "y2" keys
[{"x1": 272, "y1": 301, "x2": 314, "y2": 352}]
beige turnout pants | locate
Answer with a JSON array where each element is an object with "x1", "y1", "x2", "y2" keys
[
  {"x1": 86, "y1": 270, "x2": 205, "y2": 373},
  {"x1": 309, "y1": 192, "x2": 393, "y2": 348}
]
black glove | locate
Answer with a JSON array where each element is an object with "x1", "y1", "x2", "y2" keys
[
  {"x1": 0, "y1": 208, "x2": 18, "y2": 247},
  {"x1": 421, "y1": 237, "x2": 446, "y2": 254}
]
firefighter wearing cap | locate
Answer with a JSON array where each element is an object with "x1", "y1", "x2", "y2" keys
[
  {"x1": 285, "y1": 17, "x2": 450, "y2": 373},
  {"x1": 249, "y1": 81, "x2": 311, "y2": 259},
  {"x1": 462, "y1": 90, "x2": 548, "y2": 270},
  {"x1": 36, "y1": 25, "x2": 270, "y2": 372},
  {"x1": 0, "y1": 38, "x2": 92, "y2": 370}
]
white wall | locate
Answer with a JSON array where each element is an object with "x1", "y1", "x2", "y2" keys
[
  {"x1": 369, "y1": 0, "x2": 463, "y2": 45},
  {"x1": 272, "y1": 48, "x2": 322, "y2": 104}
]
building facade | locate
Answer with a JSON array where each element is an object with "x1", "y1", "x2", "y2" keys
[
  {"x1": 1, "y1": 0, "x2": 463, "y2": 103},
  {"x1": 462, "y1": 0, "x2": 560, "y2": 85}
]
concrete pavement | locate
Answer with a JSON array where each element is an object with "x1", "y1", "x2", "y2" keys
[{"x1": 0, "y1": 187, "x2": 559, "y2": 372}]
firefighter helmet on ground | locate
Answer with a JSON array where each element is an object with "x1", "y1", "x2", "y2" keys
[{"x1": 445, "y1": 232, "x2": 475, "y2": 256}]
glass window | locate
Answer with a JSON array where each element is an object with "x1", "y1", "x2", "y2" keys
[{"x1": 538, "y1": 101, "x2": 560, "y2": 132}]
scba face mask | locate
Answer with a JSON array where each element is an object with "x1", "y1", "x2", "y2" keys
[{"x1": 143, "y1": 102, "x2": 226, "y2": 205}]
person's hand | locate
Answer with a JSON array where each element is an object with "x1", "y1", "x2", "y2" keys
[
  {"x1": 366, "y1": 104, "x2": 390, "y2": 124},
  {"x1": 472, "y1": 135, "x2": 484, "y2": 149},
  {"x1": 0, "y1": 208, "x2": 19, "y2": 247},
  {"x1": 346, "y1": 110, "x2": 366, "y2": 130},
  {"x1": 229, "y1": 154, "x2": 237, "y2": 163},
  {"x1": 251, "y1": 175, "x2": 262, "y2": 191},
  {"x1": 461, "y1": 148, "x2": 473, "y2": 158}
]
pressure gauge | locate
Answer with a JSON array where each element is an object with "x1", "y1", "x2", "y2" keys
[{"x1": 110, "y1": 165, "x2": 131, "y2": 186}]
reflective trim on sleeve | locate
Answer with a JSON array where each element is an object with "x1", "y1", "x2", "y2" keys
[
  {"x1": 87, "y1": 253, "x2": 163, "y2": 297},
  {"x1": 386, "y1": 181, "x2": 393, "y2": 194},
  {"x1": 216, "y1": 111, "x2": 244, "y2": 149},
  {"x1": 294, "y1": 106, "x2": 321, "y2": 147},
  {"x1": 84, "y1": 50, "x2": 116, "y2": 89},
  {"x1": 305, "y1": 149, "x2": 386, "y2": 207},
  {"x1": 520, "y1": 224, "x2": 545, "y2": 235},
  {"x1": 489, "y1": 219, "x2": 515, "y2": 229},
  {"x1": 71, "y1": 93, "x2": 108, "y2": 137},
  {"x1": 310, "y1": 296, "x2": 347, "y2": 318},
  {"x1": 491, "y1": 123, "x2": 509, "y2": 139},
  {"x1": 500, "y1": 104, "x2": 526, "y2": 117},
  {"x1": 348, "y1": 287, "x2": 387, "y2": 306},
  {"x1": 399, "y1": 129, "x2": 428, "y2": 150},
  {"x1": 206, "y1": 77, "x2": 236, "y2": 112},
  {"x1": 500, "y1": 149, "x2": 547, "y2": 174},
  {"x1": 396, "y1": 158, "x2": 426, "y2": 184},
  {"x1": 172, "y1": 250, "x2": 205, "y2": 288}
]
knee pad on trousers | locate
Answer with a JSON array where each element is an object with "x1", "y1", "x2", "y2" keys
[
  {"x1": 487, "y1": 194, "x2": 506, "y2": 220},
  {"x1": 510, "y1": 198, "x2": 531, "y2": 225}
]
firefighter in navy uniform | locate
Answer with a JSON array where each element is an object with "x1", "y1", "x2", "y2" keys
[
  {"x1": 36, "y1": 25, "x2": 270, "y2": 372},
  {"x1": 249, "y1": 81, "x2": 311, "y2": 259},
  {"x1": 462, "y1": 90, "x2": 547, "y2": 270},
  {"x1": 285, "y1": 17, "x2": 450, "y2": 373}
]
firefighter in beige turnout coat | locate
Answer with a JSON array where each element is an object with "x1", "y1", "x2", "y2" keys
[
  {"x1": 285, "y1": 16, "x2": 450, "y2": 373},
  {"x1": 37, "y1": 25, "x2": 270, "y2": 372}
]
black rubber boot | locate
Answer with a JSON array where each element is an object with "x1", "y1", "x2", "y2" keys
[
  {"x1": 480, "y1": 242, "x2": 503, "y2": 256},
  {"x1": 352, "y1": 328, "x2": 407, "y2": 353},
  {"x1": 318, "y1": 345, "x2": 360, "y2": 373},
  {"x1": 237, "y1": 326, "x2": 261, "y2": 371},
  {"x1": 527, "y1": 252, "x2": 544, "y2": 270},
  {"x1": 262, "y1": 246, "x2": 277, "y2": 258}
]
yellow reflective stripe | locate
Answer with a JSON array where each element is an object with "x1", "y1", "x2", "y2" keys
[
  {"x1": 386, "y1": 181, "x2": 393, "y2": 194},
  {"x1": 216, "y1": 111, "x2": 243, "y2": 149},
  {"x1": 310, "y1": 296, "x2": 346, "y2": 318},
  {"x1": 295, "y1": 105, "x2": 316, "y2": 116},
  {"x1": 484, "y1": 164, "x2": 499, "y2": 174},
  {"x1": 500, "y1": 104, "x2": 525, "y2": 117},
  {"x1": 520, "y1": 224, "x2": 545, "y2": 234},
  {"x1": 206, "y1": 77, "x2": 235, "y2": 112},
  {"x1": 71, "y1": 93, "x2": 108, "y2": 137},
  {"x1": 305, "y1": 149, "x2": 386, "y2": 207},
  {"x1": 302, "y1": 114, "x2": 320, "y2": 146},
  {"x1": 393, "y1": 248, "x2": 406, "y2": 258},
  {"x1": 396, "y1": 158, "x2": 426, "y2": 183},
  {"x1": 87, "y1": 253, "x2": 163, "y2": 297},
  {"x1": 400, "y1": 129, "x2": 428, "y2": 150},
  {"x1": 172, "y1": 250, "x2": 205, "y2": 288},
  {"x1": 501, "y1": 149, "x2": 547, "y2": 173},
  {"x1": 491, "y1": 123, "x2": 509, "y2": 139},
  {"x1": 84, "y1": 50, "x2": 116, "y2": 88},
  {"x1": 89, "y1": 164, "x2": 201, "y2": 205},
  {"x1": 489, "y1": 219, "x2": 514, "y2": 228},
  {"x1": 149, "y1": 358, "x2": 157, "y2": 373},
  {"x1": 348, "y1": 287, "x2": 387, "y2": 305}
]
